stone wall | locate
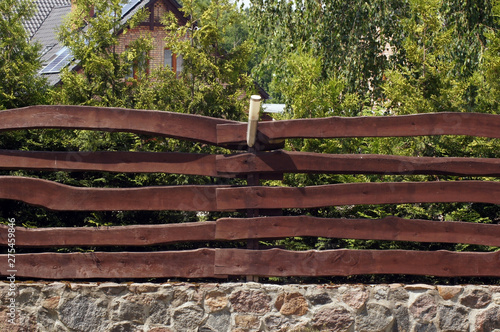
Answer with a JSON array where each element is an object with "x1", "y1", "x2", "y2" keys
[{"x1": 1, "y1": 281, "x2": 500, "y2": 331}]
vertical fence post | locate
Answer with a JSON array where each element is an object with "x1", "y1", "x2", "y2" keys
[{"x1": 246, "y1": 95, "x2": 261, "y2": 282}]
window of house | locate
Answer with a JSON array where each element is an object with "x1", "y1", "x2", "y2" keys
[
  {"x1": 164, "y1": 49, "x2": 183, "y2": 76},
  {"x1": 126, "y1": 50, "x2": 149, "y2": 79}
]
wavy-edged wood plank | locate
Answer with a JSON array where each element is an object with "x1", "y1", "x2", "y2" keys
[
  {"x1": 2, "y1": 177, "x2": 499, "y2": 211},
  {"x1": 0, "y1": 249, "x2": 224, "y2": 279},
  {"x1": 0, "y1": 150, "x2": 222, "y2": 176},
  {"x1": 0, "y1": 105, "x2": 236, "y2": 145},
  {"x1": 5, "y1": 216, "x2": 499, "y2": 248},
  {"x1": 216, "y1": 150, "x2": 500, "y2": 176},
  {"x1": 215, "y1": 216, "x2": 500, "y2": 247},
  {"x1": 217, "y1": 112, "x2": 500, "y2": 144},
  {"x1": 0, "y1": 222, "x2": 216, "y2": 247},
  {"x1": 0, "y1": 176, "x2": 223, "y2": 211},
  {"x1": 2, "y1": 149, "x2": 498, "y2": 177},
  {"x1": 216, "y1": 181, "x2": 500, "y2": 210},
  {"x1": 214, "y1": 248, "x2": 500, "y2": 277}
]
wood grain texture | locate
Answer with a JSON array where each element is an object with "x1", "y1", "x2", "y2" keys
[
  {"x1": 215, "y1": 216, "x2": 500, "y2": 247},
  {"x1": 3, "y1": 248, "x2": 498, "y2": 278},
  {"x1": 0, "y1": 150, "x2": 221, "y2": 176},
  {"x1": 0, "y1": 249, "x2": 224, "y2": 279},
  {"x1": 0, "y1": 176, "x2": 223, "y2": 211},
  {"x1": 0, "y1": 222, "x2": 216, "y2": 247},
  {"x1": 214, "y1": 248, "x2": 500, "y2": 277},
  {"x1": 0, "y1": 105, "x2": 236, "y2": 145},
  {"x1": 217, "y1": 112, "x2": 500, "y2": 144},
  {"x1": 2, "y1": 177, "x2": 499, "y2": 211},
  {"x1": 216, "y1": 181, "x2": 500, "y2": 210},
  {"x1": 216, "y1": 150, "x2": 500, "y2": 176},
  {"x1": 3, "y1": 216, "x2": 499, "y2": 248}
]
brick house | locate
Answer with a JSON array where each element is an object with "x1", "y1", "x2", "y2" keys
[{"x1": 25, "y1": 0, "x2": 187, "y2": 85}]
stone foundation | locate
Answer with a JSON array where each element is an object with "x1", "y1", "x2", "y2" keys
[{"x1": 1, "y1": 282, "x2": 500, "y2": 331}]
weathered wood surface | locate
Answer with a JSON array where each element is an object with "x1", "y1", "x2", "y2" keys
[
  {"x1": 0, "y1": 150, "x2": 221, "y2": 176},
  {"x1": 216, "y1": 181, "x2": 500, "y2": 210},
  {"x1": 2, "y1": 248, "x2": 498, "y2": 278},
  {"x1": 2, "y1": 177, "x2": 499, "y2": 211},
  {"x1": 215, "y1": 216, "x2": 500, "y2": 247},
  {"x1": 0, "y1": 105, "x2": 236, "y2": 145},
  {"x1": 0, "y1": 222, "x2": 216, "y2": 247},
  {"x1": 214, "y1": 249, "x2": 500, "y2": 277},
  {"x1": 216, "y1": 151, "x2": 500, "y2": 176},
  {"x1": 3, "y1": 216, "x2": 500, "y2": 247},
  {"x1": 0, "y1": 176, "x2": 223, "y2": 211},
  {"x1": 217, "y1": 112, "x2": 500, "y2": 144},
  {"x1": 0, "y1": 249, "x2": 223, "y2": 279},
  {"x1": 3, "y1": 150, "x2": 498, "y2": 177}
]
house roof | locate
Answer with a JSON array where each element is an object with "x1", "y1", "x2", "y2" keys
[
  {"x1": 31, "y1": 4, "x2": 72, "y2": 85},
  {"x1": 24, "y1": 0, "x2": 71, "y2": 39},
  {"x1": 31, "y1": 0, "x2": 183, "y2": 85}
]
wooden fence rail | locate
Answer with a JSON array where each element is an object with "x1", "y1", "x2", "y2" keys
[{"x1": 1, "y1": 106, "x2": 499, "y2": 279}]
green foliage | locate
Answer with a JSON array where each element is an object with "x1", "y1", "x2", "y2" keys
[
  {"x1": 161, "y1": 0, "x2": 255, "y2": 120},
  {"x1": 0, "y1": 0, "x2": 48, "y2": 109},
  {"x1": 272, "y1": 49, "x2": 359, "y2": 119},
  {"x1": 249, "y1": 0, "x2": 408, "y2": 105},
  {"x1": 383, "y1": 0, "x2": 468, "y2": 115},
  {"x1": 474, "y1": 0, "x2": 500, "y2": 113}
]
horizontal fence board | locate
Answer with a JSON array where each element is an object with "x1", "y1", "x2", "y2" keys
[
  {"x1": 215, "y1": 216, "x2": 500, "y2": 247},
  {"x1": 0, "y1": 105, "x2": 236, "y2": 145},
  {"x1": 0, "y1": 222, "x2": 216, "y2": 247},
  {"x1": 216, "y1": 181, "x2": 500, "y2": 210},
  {"x1": 216, "y1": 151, "x2": 500, "y2": 176},
  {"x1": 217, "y1": 112, "x2": 500, "y2": 144},
  {"x1": 0, "y1": 150, "x2": 221, "y2": 176},
  {"x1": 2, "y1": 178, "x2": 499, "y2": 211},
  {"x1": 2, "y1": 150, "x2": 499, "y2": 177},
  {"x1": 0, "y1": 249, "x2": 224, "y2": 279},
  {"x1": 214, "y1": 248, "x2": 500, "y2": 277},
  {"x1": 0, "y1": 176, "x2": 223, "y2": 211},
  {"x1": 3, "y1": 249, "x2": 498, "y2": 278},
  {"x1": 4, "y1": 216, "x2": 499, "y2": 248}
]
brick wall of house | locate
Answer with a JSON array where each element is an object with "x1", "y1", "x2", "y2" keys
[
  {"x1": 115, "y1": 0, "x2": 184, "y2": 75},
  {"x1": 116, "y1": 25, "x2": 168, "y2": 73}
]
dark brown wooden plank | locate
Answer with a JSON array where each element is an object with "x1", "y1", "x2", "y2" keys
[
  {"x1": 0, "y1": 176, "x2": 223, "y2": 211},
  {"x1": 216, "y1": 151, "x2": 500, "y2": 176},
  {"x1": 216, "y1": 181, "x2": 500, "y2": 210},
  {"x1": 0, "y1": 105, "x2": 236, "y2": 145},
  {"x1": 0, "y1": 150, "x2": 222, "y2": 176},
  {"x1": 0, "y1": 249, "x2": 224, "y2": 279},
  {"x1": 215, "y1": 216, "x2": 500, "y2": 247},
  {"x1": 214, "y1": 248, "x2": 500, "y2": 277},
  {"x1": 5, "y1": 216, "x2": 499, "y2": 248},
  {"x1": 217, "y1": 112, "x2": 500, "y2": 144},
  {"x1": 0, "y1": 222, "x2": 216, "y2": 247}
]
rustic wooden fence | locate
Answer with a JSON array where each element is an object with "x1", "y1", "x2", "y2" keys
[{"x1": 1, "y1": 105, "x2": 500, "y2": 279}]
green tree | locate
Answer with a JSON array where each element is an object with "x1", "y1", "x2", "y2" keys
[
  {"x1": 0, "y1": 0, "x2": 48, "y2": 109},
  {"x1": 52, "y1": 0, "x2": 152, "y2": 107},
  {"x1": 475, "y1": 0, "x2": 500, "y2": 113},
  {"x1": 249, "y1": 0, "x2": 408, "y2": 107},
  {"x1": 382, "y1": 0, "x2": 467, "y2": 115},
  {"x1": 160, "y1": 0, "x2": 255, "y2": 120}
]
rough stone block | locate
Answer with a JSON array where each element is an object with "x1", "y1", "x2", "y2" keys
[
  {"x1": 229, "y1": 290, "x2": 271, "y2": 314},
  {"x1": 475, "y1": 306, "x2": 500, "y2": 332},
  {"x1": 460, "y1": 289, "x2": 491, "y2": 308},
  {"x1": 356, "y1": 303, "x2": 394, "y2": 332},
  {"x1": 437, "y1": 304, "x2": 469, "y2": 332},
  {"x1": 410, "y1": 293, "x2": 437, "y2": 323},
  {"x1": 275, "y1": 292, "x2": 308, "y2": 316},
  {"x1": 311, "y1": 304, "x2": 354, "y2": 331}
]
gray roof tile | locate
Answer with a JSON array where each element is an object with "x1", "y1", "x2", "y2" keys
[{"x1": 24, "y1": 0, "x2": 71, "y2": 38}]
